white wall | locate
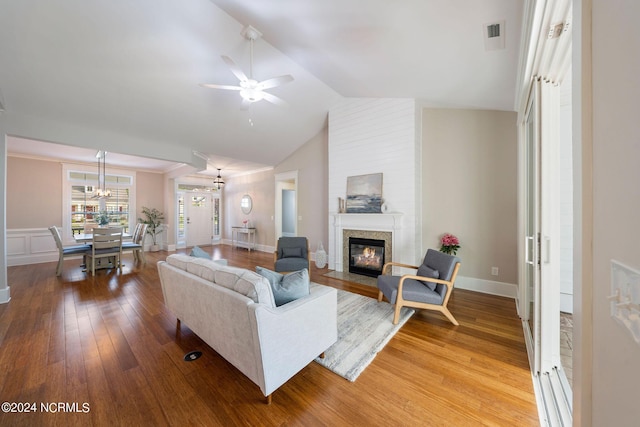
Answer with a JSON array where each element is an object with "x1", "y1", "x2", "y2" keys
[{"x1": 328, "y1": 98, "x2": 420, "y2": 268}]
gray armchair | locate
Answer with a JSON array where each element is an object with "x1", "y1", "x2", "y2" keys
[
  {"x1": 274, "y1": 237, "x2": 310, "y2": 272},
  {"x1": 377, "y1": 249, "x2": 461, "y2": 325}
]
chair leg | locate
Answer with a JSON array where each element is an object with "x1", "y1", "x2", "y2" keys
[
  {"x1": 442, "y1": 307, "x2": 459, "y2": 326},
  {"x1": 56, "y1": 256, "x2": 63, "y2": 276},
  {"x1": 138, "y1": 249, "x2": 146, "y2": 264},
  {"x1": 377, "y1": 290, "x2": 384, "y2": 302},
  {"x1": 392, "y1": 303, "x2": 402, "y2": 325}
]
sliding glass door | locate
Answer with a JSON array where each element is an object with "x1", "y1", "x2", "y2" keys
[{"x1": 523, "y1": 83, "x2": 542, "y2": 373}]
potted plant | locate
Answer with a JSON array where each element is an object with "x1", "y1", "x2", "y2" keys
[
  {"x1": 439, "y1": 233, "x2": 460, "y2": 255},
  {"x1": 138, "y1": 206, "x2": 165, "y2": 252},
  {"x1": 96, "y1": 210, "x2": 110, "y2": 226}
]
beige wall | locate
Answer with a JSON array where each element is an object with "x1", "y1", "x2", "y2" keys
[
  {"x1": 224, "y1": 169, "x2": 276, "y2": 248},
  {"x1": 588, "y1": 1, "x2": 640, "y2": 423},
  {"x1": 6, "y1": 157, "x2": 164, "y2": 231},
  {"x1": 135, "y1": 171, "x2": 165, "y2": 221},
  {"x1": 275, "y1": 127, "x2": 328, "y2": 252},
  {"x1": 422, "y1": 108, "x2": 518, "y2": 283},
  {"x1": 7, "y1": 157, "x2": 62, "y2": 228},
  {"x1": 223, "y1": 127, "x2": 328, "y2": 252}
]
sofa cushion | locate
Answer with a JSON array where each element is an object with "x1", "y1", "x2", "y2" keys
[
  {"x1": 186, "y1": 257, "x2": 224, "y2": 282},
  {"x1": 214, "y1": 266, "x2": 275, "y2": 307},
  {"x1": 165, "y1": 254, "x2": 192, "y2": 271},
  {"x1": 416, "y1": 265, "x2": 439, "y2": 291},
  {"x1": 256, "y1": 267, "x2": 310, "y2": 307},
  {"x1": 164, "y1": 254, "x2": 275, "y2": 307}
]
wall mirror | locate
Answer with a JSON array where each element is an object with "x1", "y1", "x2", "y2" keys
[{"x1": 240, "y1": 194, "x2": 253, "y2": 214}]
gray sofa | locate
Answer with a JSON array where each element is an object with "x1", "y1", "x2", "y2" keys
[{"x1": 157, "y1": 254, "x2": 337, "y2": 402}]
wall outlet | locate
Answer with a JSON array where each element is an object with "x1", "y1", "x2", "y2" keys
[{"x1": 491, "y1": 267, "x2": 499, "y2": 276}]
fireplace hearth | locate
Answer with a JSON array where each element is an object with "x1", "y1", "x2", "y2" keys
[{"x1": 349, "y1": 237, "x2": 385, "y2": 277}]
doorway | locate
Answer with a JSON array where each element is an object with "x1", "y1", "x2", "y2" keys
[
  {"x1": 185, "y1": 193, "x2": 213, "y2": 247},
  {"x1": 274, "y1": 171, "x2": 298, "y2": 240},
  {"x1": 281, "y1": 189, "x2": 296, "y2": 237}
]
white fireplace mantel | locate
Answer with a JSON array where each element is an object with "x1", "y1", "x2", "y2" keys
[{"x1": 329, "y1": 212, "x2": 404, "y2": 272}]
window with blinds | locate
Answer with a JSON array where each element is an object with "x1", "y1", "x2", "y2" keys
[{"x1": 69, "y1": 171, "x2": 132, "y2": 235}]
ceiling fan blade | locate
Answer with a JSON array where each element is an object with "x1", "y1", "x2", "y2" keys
[
  {"x1": 199, "y1": 83, "x2": 242, "y2": 91},
  {"x1": 256, "y1": 74, "x2": 294, "y2": 90},
  {"x1": 221, "y1": 55, "x2": 249, "y2": 82},
  {"x1": 262, "y1": 92, "x2": 288, "y2": 107}
]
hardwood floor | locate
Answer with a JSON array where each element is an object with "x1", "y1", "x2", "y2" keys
[{"x1": 0, "y1": 246, "x2": 538, "y2": 426}]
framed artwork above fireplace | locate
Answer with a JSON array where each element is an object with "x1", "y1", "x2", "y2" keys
[{"x1": 346, "y1": 173, "x2": 382, "y2": 213}]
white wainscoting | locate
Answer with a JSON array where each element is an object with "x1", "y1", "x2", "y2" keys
[
  {"x1": 7, "y1": 228, "x2": 60, "y2": 266},
  {"x1": 6, "y1": 228, "x2": 159, "y2": 266}
]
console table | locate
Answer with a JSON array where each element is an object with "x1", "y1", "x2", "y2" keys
[{"x1": 232, "y1": 227, "x2": 256, "y2": 251}]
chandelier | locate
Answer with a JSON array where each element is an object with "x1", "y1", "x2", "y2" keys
[
  {"x1": 93, "y1": 150, "x2": 111, "y2": 198},
  {"x1": 213, "y1": 168, "x2": 225, "y2": 190}
]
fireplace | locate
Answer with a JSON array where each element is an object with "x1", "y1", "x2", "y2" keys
[{"x1": 349, "y1": 237, "x2": 385, "y2": 277}]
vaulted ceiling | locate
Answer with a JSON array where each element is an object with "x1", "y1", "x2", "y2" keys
[{"x1": 0, "y1": 0, "x2": 523, "y2": 175}]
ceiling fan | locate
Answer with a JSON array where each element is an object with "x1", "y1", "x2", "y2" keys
[{"x1": 200, "y1": 25, "x2": 294, "y2": 110}]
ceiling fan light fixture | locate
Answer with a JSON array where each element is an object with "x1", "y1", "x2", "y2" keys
[
  {"x1": 240, "y1": 88, "x2": 265, "y2": 103},
  {"x1": 201, "y1": 25, "x2": 293, "y2": 109}
]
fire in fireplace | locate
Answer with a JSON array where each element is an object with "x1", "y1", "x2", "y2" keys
[{"x1": 349, "y1": 237, "x2": 385, "y2": 277}]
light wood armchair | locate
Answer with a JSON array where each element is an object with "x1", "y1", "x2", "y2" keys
[{"x1": 377, "y1": 249, "x2": 461, "y2": 325}]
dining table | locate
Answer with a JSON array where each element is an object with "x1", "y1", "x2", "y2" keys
[{"x1": 74, "y1": 232, "x2": 133, "y2": 243}]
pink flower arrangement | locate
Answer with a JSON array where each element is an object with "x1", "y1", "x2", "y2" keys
[{"x1": 439, "y1": 233, "x2": 460, "y2": 255}]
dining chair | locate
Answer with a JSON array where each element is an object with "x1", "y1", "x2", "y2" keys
[
  {"x1": 86, "y1": 227, "x2": 123, "y2": 275},
  {"x1": 122, "y1": 223, "x2": 148, "y2": 264},
  {"x1": 48, "y1": 226, "x2": 91, "y2": 276}
]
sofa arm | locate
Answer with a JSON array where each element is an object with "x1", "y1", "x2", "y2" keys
[{"x1": 249, "y1": 285, "x2": 338, "y2": 396}]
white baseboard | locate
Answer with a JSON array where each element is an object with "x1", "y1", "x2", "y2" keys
[
  {"x1": 0, "y1": 286, "x2": 10, "y2": 304},
  {"x1": 455, "y1": 275, "x2": 518, "y2": 299}
]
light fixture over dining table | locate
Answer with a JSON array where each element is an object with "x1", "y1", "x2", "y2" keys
[{"x1": 93, "y1": 150, "x2": 111, "y2": 198}]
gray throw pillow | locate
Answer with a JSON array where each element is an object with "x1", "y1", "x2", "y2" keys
[
  {"x1": 256, "y1": 266, "x2": 310, "y2": 306},
  {"x1": 189, "y1": 246, "x2": 210, "y2": 259},
  {"x1": 282, "y1": 247, "x2": 303, "y2": 258},
  {"x1": 255, "y1": 266, "x2": 283, "y2": 287},
  {"x1": 417, "y1": 265, "x2": 439, "y2": 291}
]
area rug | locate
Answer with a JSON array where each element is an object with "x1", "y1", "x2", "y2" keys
[{"x1": 314, "y1": 285, "x2": 414, "y2": 382}]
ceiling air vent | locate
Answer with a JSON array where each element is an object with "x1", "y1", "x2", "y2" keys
[{"x1": 483, "y1": 20, "x2": 506, "y2": 51}]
